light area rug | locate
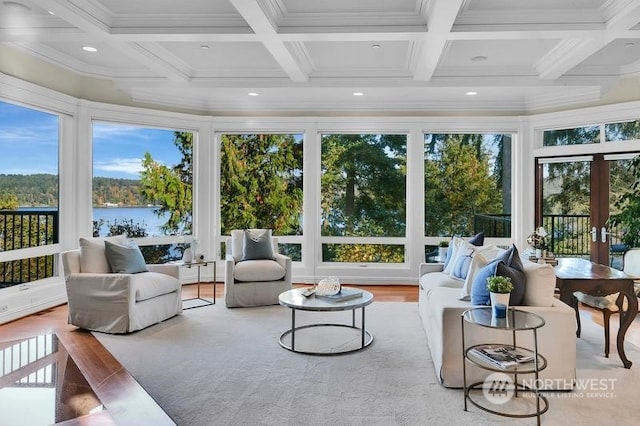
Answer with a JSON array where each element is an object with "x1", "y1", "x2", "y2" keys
[{"x1": 95, "y1": 303, "x2": 640, "y2": 426}]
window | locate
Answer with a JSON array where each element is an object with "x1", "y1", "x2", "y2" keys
[
  {"x1": 543, "y1": 126, "x2": 599, "y2": 146},
  {"x1": 605, "y1": 120, "x2": 640, "y2": 142},
  {"x1": 219, "y1": 133, "x2": 303, "y2": 260},
  {"x1": 320, "y1": 133, "x2": 407, "y2": 263},
  {"x1": 424, "y1": 133, "x2": 511, "y2": 247},
  {"x1": 0, "y1": 100, "x2": 59, "y2": 287},
  {"x1": 92, "y1": 123, "x2": 193, "y2": 262}
]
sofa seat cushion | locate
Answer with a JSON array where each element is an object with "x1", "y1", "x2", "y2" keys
[
  {"x1": 234, "y1": 259, "x2": 286, "y2": 282},
  {"x1": 132, "y1": 272, "x2": 181, "y2": 302},
  {"x1": 419, "y1": 271, "x2": 463, "y2": 293}
]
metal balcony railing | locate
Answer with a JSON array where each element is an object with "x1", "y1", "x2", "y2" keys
[{"x1": 0, "y1": 210, "x2": 58, "y2": 288}]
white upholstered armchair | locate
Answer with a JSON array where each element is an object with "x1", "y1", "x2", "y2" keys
[
  {"x1": 61, "y1": 235, "x2": 182, "y2": 333},
  {"x1": 224, "y1": 229, "x2": 292, "y2": 308}
]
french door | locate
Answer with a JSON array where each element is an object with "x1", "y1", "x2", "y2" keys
[{"x1": 535, "y1": 153, "x2": 638, "y2": 268}]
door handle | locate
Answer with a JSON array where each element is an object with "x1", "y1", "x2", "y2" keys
[
  {"x1": 601, "y1": 227, "x2": 610, "y2": 243},
  {"x1": 591, "y1": 226, "x2": 598, "y2": 242}
]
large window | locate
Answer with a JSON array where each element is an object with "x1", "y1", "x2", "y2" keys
[
  {"x1": 543, "y1": 126, "x2": 599, "y2": 146},
  {"x1": 424, "y1": 133, "x2": 511, "y2": 247},
  {"x1": 0, "y1": 100, "x2": 59, "y2": 287},
  {"x1": 92, "y1": 123, "x2": 193, "y2": 262},
  {"x1": 219, "y1": 133, "x2": 303, "y2": 260},
  {"x1": 320, "y1": 133, "x2": 407, "y2": 263}
]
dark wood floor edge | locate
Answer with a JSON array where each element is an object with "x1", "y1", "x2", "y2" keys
[{"x1": 57, "y1": 330, "x2": 176, "y2": 425}]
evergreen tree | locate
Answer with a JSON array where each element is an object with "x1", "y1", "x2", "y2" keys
[{"x1": 220, "y1": 134, "x2": 303, "y2": 235}]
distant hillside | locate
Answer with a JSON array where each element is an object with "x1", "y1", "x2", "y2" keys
[{"x1": 0, "y1": 174, "x2": 146, "y2": 207}]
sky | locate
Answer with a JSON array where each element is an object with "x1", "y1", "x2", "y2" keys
[{"x1": 0, "y1": 100, "x2": 180, "y2": 179}]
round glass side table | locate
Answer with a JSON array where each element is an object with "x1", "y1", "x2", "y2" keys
[{"x1": 461, "y1": 307, "x2": 549, "y2": 425}]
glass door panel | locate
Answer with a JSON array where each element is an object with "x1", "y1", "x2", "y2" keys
[
  {"x1": 538, "y1": 157, "x2": 591, "y2": 260},
  {"x1": 537, "y1": 153, "x2": 639, "y2": 269}
]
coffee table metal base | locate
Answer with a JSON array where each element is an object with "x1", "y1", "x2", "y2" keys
[{"x1": 279, "y1": 308, "x2": 373, "y2": 355}]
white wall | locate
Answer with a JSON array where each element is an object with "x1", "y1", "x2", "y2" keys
[{"x1": 2, "y1": 72, "x2": 640, "y2": 322}]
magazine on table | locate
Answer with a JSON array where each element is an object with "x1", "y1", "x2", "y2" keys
[
  {"x1": 315, "y1": 287, "x2": 363, "y2": 302},
  {"x1": 469, "y1": 344, "x2": 535, "y2": 369}
]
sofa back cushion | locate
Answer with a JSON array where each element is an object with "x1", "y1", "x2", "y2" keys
[
  {"x1": 522, "y1": 261, "x2": 557, "y2": 307},
  {"x1": 79, "y1": 235, "x2": 128, "y2": 273},
  {"x1": 469, "y1": 245, "x2": 526, "y2": 305}
]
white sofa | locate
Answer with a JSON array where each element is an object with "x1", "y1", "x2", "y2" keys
[{"x1": 418, "y1": 260, "x2": 577, "y2": 390}]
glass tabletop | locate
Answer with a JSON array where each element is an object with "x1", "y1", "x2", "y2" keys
[{"x1": 463, "y1": 307, "x2": 545, "y2": 331}]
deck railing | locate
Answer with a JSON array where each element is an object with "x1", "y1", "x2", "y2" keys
[{"x1": 0, "y1": 210, "x2": 58, "y2": 288}]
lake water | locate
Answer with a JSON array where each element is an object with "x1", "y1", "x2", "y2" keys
[
  {"x1": 93, "y1": 207, "x2": 168, "y2": 237},
  {"x1": 19, "y1": 206, "x2": 169, "y2": 237}
]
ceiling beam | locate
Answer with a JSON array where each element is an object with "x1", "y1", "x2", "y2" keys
[
  {"x1": 413, "y1": 0, "x2": 465, "y2": 81},
  {"x1": 228, "y1": 0, "x2": 308, "y2": 82},
  {"x1": 537, "y1": 0, "x2": 640, "y2": 80}
]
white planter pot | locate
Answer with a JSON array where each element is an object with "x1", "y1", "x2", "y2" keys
[
  {"x1": 490, "y1": 292, "x2": 510, "y2": 318},
  {"x1": 182, "y1": 247, "x2": 193, "y2": 263}
]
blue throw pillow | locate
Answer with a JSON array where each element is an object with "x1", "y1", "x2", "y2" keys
[
  {"x1": 104, "y1": 240, "x2": 148, "y2": 274},
  {"x1": 470, "y1": 258, "x2": 500, "y2": 305},
  {"x1": 452, "y1": 252, "x2": 474, "y2": 280},
  {"x1": 467, "y1": 232, "x2": 485, "y2": 246},
  {"x1": 242, "y1": 229, "x2": 275, "y2": 261}
]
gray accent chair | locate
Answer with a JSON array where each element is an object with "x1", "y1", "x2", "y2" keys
[
  {"x1": 224, "y1": 230, "x2": 292, "y2": 307},
  {"x1": 61, "y1": 245, "x2": 182, "y2": 334}
]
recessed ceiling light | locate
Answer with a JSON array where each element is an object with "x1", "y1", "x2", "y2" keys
[
  {"x1": 248, "y1": 92, "x2": 259, "y2": 97},
  {"x1": 82, "y1": 46, "x2": 97, "y2": 52},
  {"x1": 200, "y1": 45, "x2": 209, "y2": 50},
  {"x1": 48, "y1": 10, "x2": 55, "y2": 15},
  {"x1": 471, "y1": 55, "x2": 487, "y2": 62},
  {"x1": 372, "y1": 44, "x2": 381, "y2": 49},
  {"x1": 353, "y1": 92, "x2": 364, "y2": 96},
  {"x1": 466, "y1": 91, "x2": 478, "y2": 96},
  {"x1": 2, "y1": 1, "x2": 31, "y2": 12}
]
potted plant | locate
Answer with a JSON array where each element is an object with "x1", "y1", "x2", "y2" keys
[
  {"x1": 437, "y1": 240, "x2": 449, "y2": 260},
  {"x1": 527, "y1": 227, "x2": 549, "y2": 258},
  {"x1": 486, "y1": 275, "x2": 513, "y2": 318}
]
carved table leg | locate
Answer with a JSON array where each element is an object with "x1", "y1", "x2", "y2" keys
[{"x1": 617, "y1": 289, "x2": 638, "y2": 369}]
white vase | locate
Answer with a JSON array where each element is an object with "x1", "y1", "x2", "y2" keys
[
  {"x1": 490, "y1": 292, "x2": 510, "y2": 318},
  {"x1": 438, "y1": 247, "x2": 448, "y2": 261},
  {"x1": 182, "y1": 247, "x2": 193, "y2": 263}
]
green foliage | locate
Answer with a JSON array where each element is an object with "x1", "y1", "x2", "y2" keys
[
  {"x1": 92, "y1": 177, "x2": 145, "y2": 206},
  {"x1": 438, "y1": 240, "x2": 449, "y2": 247},
  {"x1": 0, "y1": 191, "x2": 18, "y2": 209},
  {"x1": 0, "y1": 174, "x2": 58, "y2": 206},
  {"x1": 486, "y1": 275, "x2": 513, "y2": 293},
  {"x1": 139, "y1": 132, "x2": 193, "y2": 235},
  {"x1": 220, "y1": 134, "x2": 303, "y2": 235},
  {"x1": 424, "y1": 134, "x2": 502, "y2": 236},
  {"x1": 321, "y1": 134, "x2": 406, "y2": 238},
  {"x1": 608, "y1": 155, "x2": 640, "y2": 248}
]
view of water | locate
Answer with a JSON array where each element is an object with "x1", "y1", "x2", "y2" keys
[
  {"x1": 94, "y1": 207, "x2": 168, "y2": 237},
  {"x1": 19, "y1": 206, "x2": 169, "y2": 237}
]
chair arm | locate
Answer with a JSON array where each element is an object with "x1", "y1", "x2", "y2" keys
[
  {"x1": 274, "y1": 253, "x2": 292, "y2": 271},
  {"x1": 147, "y1": 263, "x2": 179, "y2": 279},
  {"x1": 65, "y1": 273, "x2": 133, "y2": 304},
  {"x1": 419, "y1": 262, "x2": 444, "y2": 276}
]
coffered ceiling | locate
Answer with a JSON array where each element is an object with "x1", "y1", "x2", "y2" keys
[{"x1": 2, "y1": 0, "x2": 640, "y2": 114}]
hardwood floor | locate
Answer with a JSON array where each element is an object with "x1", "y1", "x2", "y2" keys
[{"x1": 2, "y1": 283, "x2": 639, "y2": 425}]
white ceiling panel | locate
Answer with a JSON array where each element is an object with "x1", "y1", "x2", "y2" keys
[{"x1": 2, "y1": 0, "x2": 640, "y2": 113}]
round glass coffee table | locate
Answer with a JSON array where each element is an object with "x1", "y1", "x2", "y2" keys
[{"x1": 278, "y1": 287, "x2": 374, "y2": 355}]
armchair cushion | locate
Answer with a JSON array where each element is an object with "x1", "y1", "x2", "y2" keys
[
  {"x1": 79, "y1": 235, "x2": 128, "y2": 273},
  {"x1": 242, "y1": 229, "x2": 275, "y2": 261},
  {"x1": 105, "y1": 240, "x2": 148, "y2": 274},
  {"x1": 234, "y1": 259, "x2": 286, "y2": 282},
  {"x1": 132, "y1": 272, "x2": 181, "y2": 302}
]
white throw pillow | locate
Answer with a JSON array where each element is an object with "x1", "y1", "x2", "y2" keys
[
  {"x1": 79, "y1": 235, "x2": 128, "y2": 273},
  {"x1": 459, "y1": 245, "x2": 506, "y2": 301},
  {"x1": 522, "y1": 261, "x2": 557, "y2": 307},
  {"x1": 443, "y1": 237, "x2": 470, "y2": 275}
]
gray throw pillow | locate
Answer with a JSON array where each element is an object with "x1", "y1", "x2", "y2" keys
[
  {"x1": 242, "y1": 229, "x2": 275, "y2": 261},
  {"x1": 104, "y1": 240, "x2": 148, "y2": 274}
]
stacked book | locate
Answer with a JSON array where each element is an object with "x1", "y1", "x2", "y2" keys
[
  {"x1": 468, "y1": 344, "x2": 535, "y2": 369},
  {"x1": 315, "y1": 287, "x2": 363, "y2": 302}
]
